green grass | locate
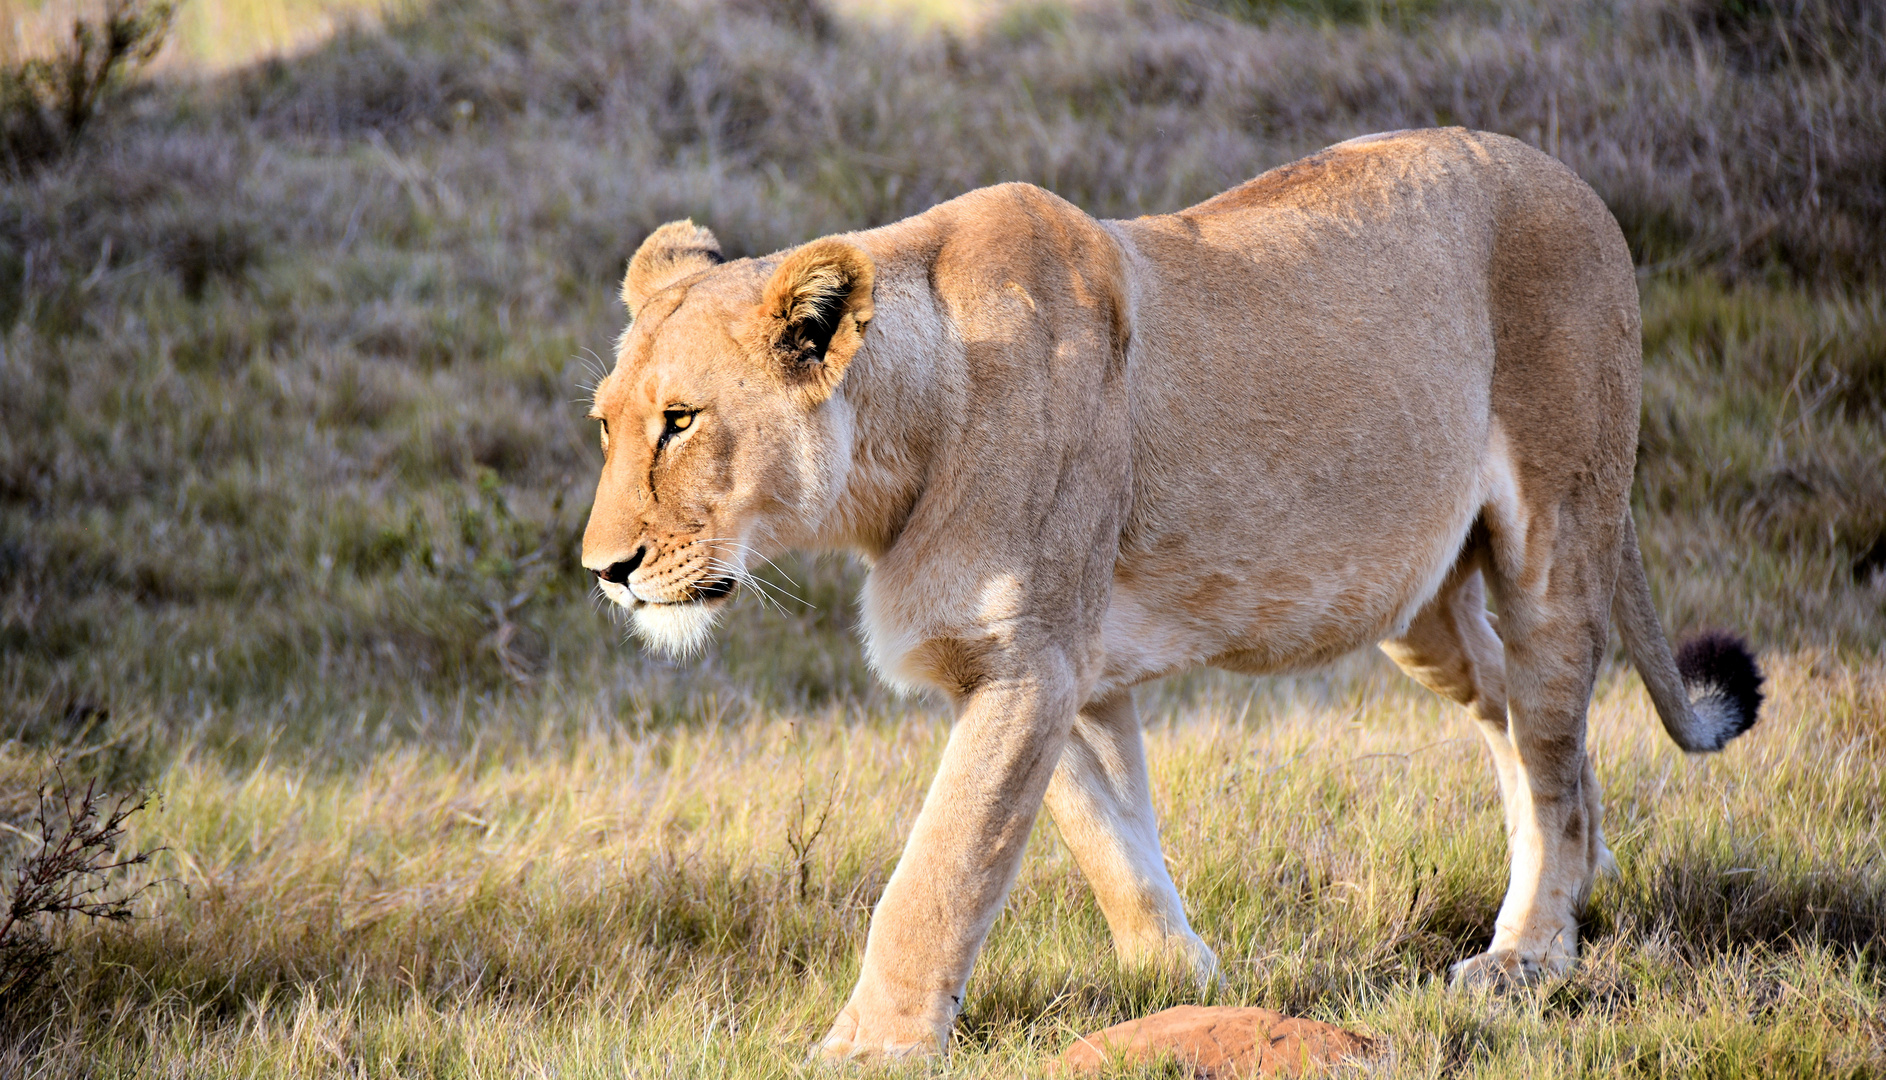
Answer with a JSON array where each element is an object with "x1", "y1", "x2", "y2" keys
[{"x1": 0, "y1": 0, "x2": 1883, "y2": 1073}]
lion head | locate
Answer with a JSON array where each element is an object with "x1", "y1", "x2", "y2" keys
[{"x1": 582, "y1": 221, "x2": 875, "y2": 653}]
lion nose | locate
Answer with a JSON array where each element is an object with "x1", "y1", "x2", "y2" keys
[{"x1": 595, "y1": 546, "x2": 646, "y2": 585}]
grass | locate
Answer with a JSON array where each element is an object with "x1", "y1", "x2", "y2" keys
[
  {"x1": 9, "y1": 655, "x2": 1885, "y2": 1075},
  {"x1": 0, "y1": 0, "x2": 1882, "y2": 1073}
]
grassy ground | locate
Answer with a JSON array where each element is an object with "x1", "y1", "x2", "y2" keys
[
  {"x1": 1, "y1": 0, "x2": 1883, "y2": 1074},
  {"x1": 10, "y1": 656, "x2": 1886, "y2": 1076}
]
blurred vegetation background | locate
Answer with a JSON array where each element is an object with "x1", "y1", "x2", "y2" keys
[
  {"x1": 0, "y1": 0, "x2": 1881, "y2": 1072},
  {"x1": 2, "y1": 0, "x2": 1880, "y2": 777}
]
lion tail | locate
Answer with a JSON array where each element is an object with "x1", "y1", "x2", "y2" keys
[{"x1": 1611, "y1": 513, "x2": 1765, "y2": 752}]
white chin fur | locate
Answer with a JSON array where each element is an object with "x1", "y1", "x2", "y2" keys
[{"x1": 631, "y1": 602, "x2": 723, "y2": 656}]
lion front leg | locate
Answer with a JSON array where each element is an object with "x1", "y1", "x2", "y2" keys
[
  {"x1": 1044, "y1": 691, "x2": 1215, "y2": 986},
  {"x1": 818, "y1": 676, "x2": 1078, "y2": 1063}
]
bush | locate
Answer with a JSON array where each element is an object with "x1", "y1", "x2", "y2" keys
[
  {"x1": 0, "y1": 0, "x2": 176, "y2": 173},
  {"x1": 0, "y1": 773, "x2": 157, "y2": 1034}
]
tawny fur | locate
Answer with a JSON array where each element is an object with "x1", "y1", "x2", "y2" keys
[{"x1": 580, "y1": 128, "x2": 1761, "y2": 1062}]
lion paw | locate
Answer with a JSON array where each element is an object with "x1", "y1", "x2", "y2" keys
[
  {"x1": 1448, "y1": 949, "x2": 1574, "y2": 992},
  {"x1": 1116, "y1": 927, "x2": 1222, "y2": 995},
  {"x1": 1185, "y1": 936, "x2": 1221, "y2": 990},
  {"x1": 816, "y1": 1002, "x2": 951, "y2": 1064},
  {"x1": 1128, "y1": 932, "x2": 1219, "y2": 991}
]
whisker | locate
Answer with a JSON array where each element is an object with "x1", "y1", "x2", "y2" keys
[
  {"x1": 669, "y1": 538, "x2": 811, "y2": 612},
  {"x1": 577, "y1": 347, "x2": 609, "y2": 383},
  {"x1": 735, "y1": 572, "x2": 804, "y2": 614},
  {"x1": 698, "y1": 558, "x2": 791, "y2": 617},
  {"x1": 688, "y1": 539, "x2": 808, "y2": 607},
  {"x1": 733, "y1": 572, "x2": 808, "y2": 613},
  {"x1": 724, "y1": 542, "x2": 803, "y2": 591},
  {"x1": 717, "y1": 567, "x2": 797, "y2": 619},
  {"x1": 571, "y1": 353, "x2": 608, "y2": 397}
]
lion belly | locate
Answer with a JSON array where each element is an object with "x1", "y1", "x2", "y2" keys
[{"x1": 1094, "y1": 131, "x2": 1507, "y2": 691}]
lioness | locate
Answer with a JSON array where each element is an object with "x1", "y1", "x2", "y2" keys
[{"x1": 581, "y1": 128, "x2": 1763, "y2": 1061}]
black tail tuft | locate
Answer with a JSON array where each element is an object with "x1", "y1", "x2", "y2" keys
[{"x1": 1673, "y1": 630, "x2": 1765, "y2": 751}]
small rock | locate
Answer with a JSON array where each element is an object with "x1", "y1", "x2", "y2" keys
[{"x1": 1061, "y1": 1005, "x2": 1375, "y2": 1078}]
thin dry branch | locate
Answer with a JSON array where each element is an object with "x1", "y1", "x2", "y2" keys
[{"x1": 0, "y1": 771, "x2": 162, "y2": 1024}]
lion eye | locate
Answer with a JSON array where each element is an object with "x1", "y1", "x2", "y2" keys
[
  {"x1": 660, "y1": 409, "x2": 698, "y2": 444},
  {"x1": 598, "y1": 418, "x2": 609, "y2": 451}
]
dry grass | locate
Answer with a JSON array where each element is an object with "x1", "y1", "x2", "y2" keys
[
  {"x1": 5, "y1": 654, "x2": 1884, "y2": 1076},
  {"x1": 0, "y1": 0, "x2": 1882, "y2": 1073}
]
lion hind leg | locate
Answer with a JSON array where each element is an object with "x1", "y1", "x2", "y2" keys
[
  {"x1": 1043, "y1": 692, "x2": 1216, "y2": 987},
  {"x1": 1384, "y1": 551, "x2": 1617, "y2": 990},
  {"x1": 1442, "y1": 491, "x2": 1627, "y2": 991},
  {"x1": 1381, "y1": 562, "x2": 1521, "y2": 825}
]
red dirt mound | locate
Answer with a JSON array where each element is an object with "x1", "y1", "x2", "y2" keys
[{"x1": 1060, "y1": 1004, "x2": 1376, "y2": 1078}]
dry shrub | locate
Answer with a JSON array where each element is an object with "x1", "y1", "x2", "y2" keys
[
  {"x1": 0, "y1": 774, "x2": 158, "y2": 1035},
  {"x1": 0, "y1": 0, "x2": 176, "y2": 173}
]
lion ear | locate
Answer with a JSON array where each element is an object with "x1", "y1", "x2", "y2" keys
[
  {"x1": 622, "y1": 221, "x2": 723, "y2": 316},
  {"x1": 752, "y1": 238, "x2": 875, "y2": 404}
]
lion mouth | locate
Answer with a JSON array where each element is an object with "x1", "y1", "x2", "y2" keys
[
  {"x1": 630, "y1": 575, "x2": 739, "y2": 608},
  {"x1": 687, "y1": 576, "x2": 739, "y2": 603}
]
